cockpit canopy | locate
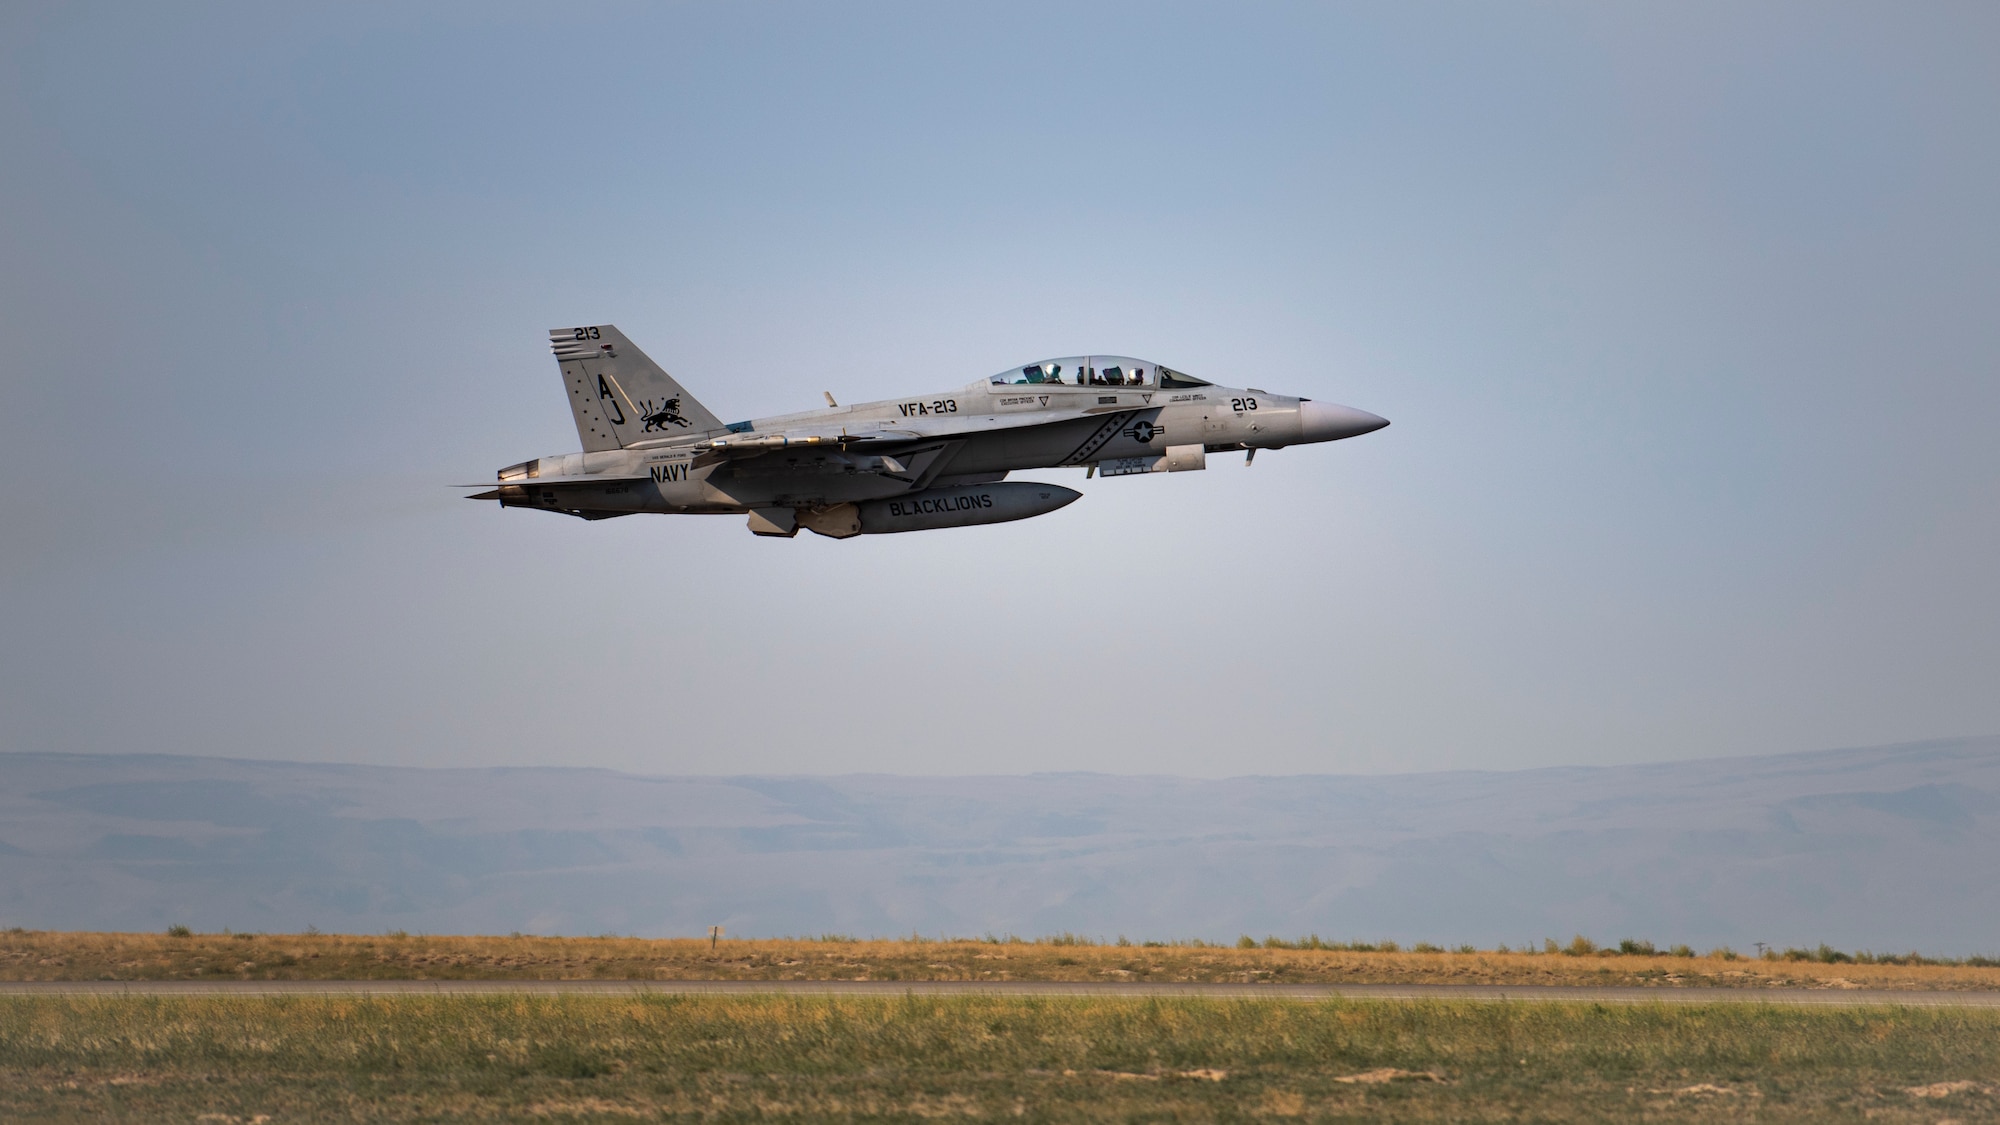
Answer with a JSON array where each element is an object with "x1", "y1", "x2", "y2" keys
[{"x1": 990, "y1": 357, "x2": 1211, "y2": 390}]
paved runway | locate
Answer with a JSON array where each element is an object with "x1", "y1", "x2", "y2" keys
[{"x1": 3, "y1": 980, "x2": 1997, "y2": 1006}]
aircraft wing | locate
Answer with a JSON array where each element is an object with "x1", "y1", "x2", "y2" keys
[{"x1": 688, "y1": 406, "x2": 1135, "y2": 465}]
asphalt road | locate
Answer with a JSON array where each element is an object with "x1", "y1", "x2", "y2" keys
[{"x1": 2, "y1": 981, "x2": 1996, "y2": 1006}]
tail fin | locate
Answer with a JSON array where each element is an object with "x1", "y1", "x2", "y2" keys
[{"x1": 549, "y1": 325, "x2": 726, "y2": 451}]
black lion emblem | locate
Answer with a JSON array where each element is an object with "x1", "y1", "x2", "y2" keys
[{"x1": 641, "y1": 397, "x2": 690, "y2": 431}]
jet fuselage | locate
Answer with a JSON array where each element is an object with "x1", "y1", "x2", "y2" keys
[{"x1": 474, "y1": 329, "x2": 1387, "y2": 538}]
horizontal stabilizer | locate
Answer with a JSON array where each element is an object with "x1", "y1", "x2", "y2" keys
[{"x1": 462, "y1": 473, "x2": 654, "y2": 499}]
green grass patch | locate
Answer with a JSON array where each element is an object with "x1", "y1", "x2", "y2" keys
[{"x1": 0, "y1": 995, "x2": 1996, "y2": 1121}]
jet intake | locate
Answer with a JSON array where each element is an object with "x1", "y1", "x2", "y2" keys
[{"x1": 799, "y1": 482, "x2": 1080, "y2": 538}]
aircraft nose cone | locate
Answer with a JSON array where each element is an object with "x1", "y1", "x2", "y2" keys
[{"x1": 1298, "y1": 400, "x2": 1390, "y2": 443}]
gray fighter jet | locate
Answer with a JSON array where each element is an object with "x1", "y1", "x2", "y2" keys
[{"x1": 469, "y1": 325, "x2": 1388, "y2": 537}]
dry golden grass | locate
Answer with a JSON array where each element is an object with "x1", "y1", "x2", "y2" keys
[{"x1": 4, "y1": 931, "x2": 1997, "y2": 990}]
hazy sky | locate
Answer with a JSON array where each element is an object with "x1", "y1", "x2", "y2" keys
[{"x1": 2, "y1": 2, "x2": 1995, "y2": 777}]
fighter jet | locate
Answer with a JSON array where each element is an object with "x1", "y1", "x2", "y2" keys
[{"x1": 468, "y1": 325, "x2": 1389, "y2": 538}]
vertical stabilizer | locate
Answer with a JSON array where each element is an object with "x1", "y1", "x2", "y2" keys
[{"x1": 549, "y1": 325, "x2": 725, "y2": 450}]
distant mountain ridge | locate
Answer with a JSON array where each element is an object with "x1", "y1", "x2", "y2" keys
[{"x1": 0, "y1": 739, "x2": 1995, "y2": 953}]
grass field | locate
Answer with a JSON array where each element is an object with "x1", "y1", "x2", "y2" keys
[
  {"x1": 1, "y1": 994, "x2": 1996, "y2": 1121},
  {"x1": 6, "y1": 931, "x2": 1999, "y2": 991}
]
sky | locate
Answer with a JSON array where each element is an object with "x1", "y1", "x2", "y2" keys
[{"x1": 1, "y1": 2, "x2": 1995, "y2": 778}]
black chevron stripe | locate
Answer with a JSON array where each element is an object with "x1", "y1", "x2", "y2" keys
[{"x1": 1060, "y1": 414, "x2": 1132, "y2": 465}]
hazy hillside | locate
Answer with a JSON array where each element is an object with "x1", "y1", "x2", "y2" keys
[{"x1": 0, "y1": 739, "x2": 1994, "y2": 953}]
